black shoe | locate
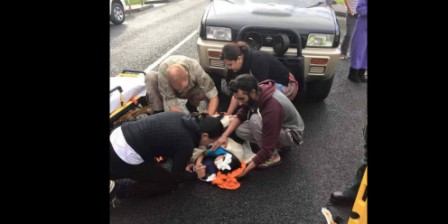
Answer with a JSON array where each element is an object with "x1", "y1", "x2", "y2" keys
[
  {"x1": 348, "y1": 68, "x2": 360, "y2": 83},
  {"x1": 330, "y1": 190, "x2": 356, "y2": 205},
  {"x1": 358, "y1": 69, "x2": 367, "y2": 82},
  {"x1": 109, "y1": 180, "x2": 135, "y2": 208}
]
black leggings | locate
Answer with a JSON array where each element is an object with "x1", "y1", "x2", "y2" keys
[{"x1": 110, "y1": 145, "x2": 177, "y2": 198}]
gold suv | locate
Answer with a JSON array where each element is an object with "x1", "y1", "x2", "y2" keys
[{"x1": 197, "y1": 0, "x2": 341, "y2": 101}]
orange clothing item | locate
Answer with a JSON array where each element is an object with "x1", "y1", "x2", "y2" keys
[{"x1": 212, "y1": 162, "x2": 246, "y2": 190}]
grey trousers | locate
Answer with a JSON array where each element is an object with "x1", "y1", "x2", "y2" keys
[
  {"x1": 235, "y1": 114, "x2": 303, "y2": 149},
  {"x1": 340, "y1": 12, "x2": 358, "y2": 56},
  {"x1": 145, "y1": 71, "x2": 164, "y2": 111}
]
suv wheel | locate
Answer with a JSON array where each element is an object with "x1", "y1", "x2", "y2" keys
[
  {"x1": 306, "y1": 74, "x2": 334, "y2": 101},
  {"x1": 111, "y1": 2, "x2": 125, "y2": 25}
]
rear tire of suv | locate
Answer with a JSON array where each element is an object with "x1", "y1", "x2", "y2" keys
[
  {"x1": 111, "y1": 2, "x2": 125, "y2": 25},
  {"x1": 306, "y1": 74, "x2": 334, "y2": 101}
]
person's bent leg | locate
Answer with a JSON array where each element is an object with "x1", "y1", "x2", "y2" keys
[
  {"x1": 125, "y1": 162, "x2": 177, "y2": 198},
  {"x1": 145, "y1": 71, "x2": 164, "y2": 113},
  {"x1": 236, "y1": 114, "x2": 264, "y2": 153},
  {"x1": 235, "y1": 114, "x2": 262, "y2": 143}
]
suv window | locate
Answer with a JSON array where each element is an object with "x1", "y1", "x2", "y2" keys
[{"x1": 197, "y1": 0, "x2": 341, "y2": 101}]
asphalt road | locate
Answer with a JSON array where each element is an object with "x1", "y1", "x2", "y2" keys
[{"x1": 110, "y1": 1, "x2": 366, "y2": 223}]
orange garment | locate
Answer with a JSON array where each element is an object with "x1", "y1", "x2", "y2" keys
[{"x1": 212, "y1": 162, "x2": 246, "y2": 190}]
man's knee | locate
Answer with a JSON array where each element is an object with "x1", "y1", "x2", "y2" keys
[{"x1": 249, "y1": 114, "x2": 262, "y2": 129}]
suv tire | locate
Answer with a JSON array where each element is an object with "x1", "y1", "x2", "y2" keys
[{"x1": 306, "y1": 74, "x2": 334, "y2": 101}]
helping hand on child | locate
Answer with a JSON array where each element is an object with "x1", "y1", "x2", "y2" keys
[
  {"x1": 211, "y1": 136, "x2": 228, "y2": 151},
  {"x1": 185, "y1": 163, "x2": 194, "y2": 173},
  {"x1": 236, "y1": 160, "x2": 255, "y2": 179},
  {"x1": 195, "y1": 164, "x2": 206, "y2": 179}
]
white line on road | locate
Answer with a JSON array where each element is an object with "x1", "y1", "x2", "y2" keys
[{"x1": 144, "y1": 30, "x2": 197, "y2": 73}]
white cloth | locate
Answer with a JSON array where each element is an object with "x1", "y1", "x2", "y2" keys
[{"x1": 110, "y1": 127, "x2": 144, "y2": 165}]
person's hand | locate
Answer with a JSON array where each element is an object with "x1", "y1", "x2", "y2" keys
[
  {"x1": 185, "y1": 163, "x2": 194, "y2": 173},
  {"x1": 211, "y1": 136, "x2": 228, "y2": 150},
  {"x1": 236, "y1": 161, "x2": 255, "y2": 179},
  {"x1": 195, "y1": 164, "x2": 206, "y2": 179}
]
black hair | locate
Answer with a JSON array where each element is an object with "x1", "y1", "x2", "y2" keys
[
  {"x1": 216, "y1": 151, "x2": 242, "y2": 174},
  {"x1": 192, "y1": 113, "x2": 224, "y2": 139},
  {"x1": 220, "y1": 41, "x2": 250, "y2": 60},
  {"x1": 228, "y1": 74, "x2": 260, "y2": 94}
]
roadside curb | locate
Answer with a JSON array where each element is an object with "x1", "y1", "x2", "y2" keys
[{"x1": 125, "y1": 4, "x2": 154, "y2": 14}]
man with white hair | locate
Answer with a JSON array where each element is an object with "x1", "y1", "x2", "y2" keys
[{"x1": 145, "y1": 55, "x2": 219, "y2": 115}]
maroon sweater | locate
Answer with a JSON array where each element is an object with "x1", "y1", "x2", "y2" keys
[{"x1": 235, "y1": 80, "x2": 285, "y2": 165}]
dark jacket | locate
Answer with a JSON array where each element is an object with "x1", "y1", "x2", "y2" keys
[
  {"x1": 121, "y1": 112, "x2": 201, "y2": 177},
  {"x1": 228, "y1": 50, "x2": 290, "y2": 86}
]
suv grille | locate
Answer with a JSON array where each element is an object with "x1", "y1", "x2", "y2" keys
[{"x1": 239, "y1": 29, "x2": 306, "y2": 50}]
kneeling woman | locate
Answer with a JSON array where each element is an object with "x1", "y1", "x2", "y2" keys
[{"x1": 110, "y1": 112, "x2": 224, "y2": 204}]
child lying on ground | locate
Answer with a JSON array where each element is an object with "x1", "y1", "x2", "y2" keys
[{"x1": 194, "y1": 147, "x2": 245, "y2": 189}]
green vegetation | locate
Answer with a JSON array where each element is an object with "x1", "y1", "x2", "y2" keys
[
  {"x1": 335, "y1": 0, "x2": 344, "y2": 4},
  {"x1": 125, "y1": 0, "x2": 144, "y2": 6}
]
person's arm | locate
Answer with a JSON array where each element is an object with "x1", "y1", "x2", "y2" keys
[
  {"x1": 237, "y1": 160, "x2": 256, "y2": 178},
  {"x1": 344, "y1": 0, "x2": 354, "y2": 16},
  {"x1": 207, "y1": 95, "x2": 219, "y2": 115},
  {"x1": 195, "y1": 153, "x2": 204, "y2": 167},
  {"x1": 251, "y1": 100, "x2": 283, "y2": 166},
  {"x1": 171, "y1": 143, "x2": 196, "y2": 182},
  {"x1": 188, "y1": 58, "x2": 219, "y2": 114},
  {"x1": 226, "y1": 96, "x2": 239, "y2": 114},
  {"x1": 356, "y1": 0, "x2": 367, "y2": 16},
  {"x1": 194, "y1": 153, "x2": 207, "y2": 179},
  {"x1": 211, "y1": 116, "x2": 242, "y2": 150}
]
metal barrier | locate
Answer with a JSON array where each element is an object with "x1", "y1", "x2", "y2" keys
[{"x1": 348, "y1": 167, "x2": 367, "y2": 224}]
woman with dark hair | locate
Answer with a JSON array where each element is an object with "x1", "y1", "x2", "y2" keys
[
  {"x1": 220, "y1": 41, "x2": 299, "y2": 114},
  {"x1": 109, "y1": 111, "x2": 224, "y2": 207}
]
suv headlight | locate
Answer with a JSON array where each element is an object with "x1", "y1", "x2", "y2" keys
[
  {"x1": 306, "y1": 33, "x2": 334, "y2": 47},
  {"x1": 206, "y1": 26, "x2": 232, "y2": 41}
]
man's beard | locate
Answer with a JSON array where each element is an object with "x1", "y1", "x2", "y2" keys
[{"x1": 248, "y1": 97, "x2": 257, "y2": 110}]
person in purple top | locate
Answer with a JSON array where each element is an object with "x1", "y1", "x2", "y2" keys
[{"x1": 347, "y1": 0, "x2": 367, "y2": 83}]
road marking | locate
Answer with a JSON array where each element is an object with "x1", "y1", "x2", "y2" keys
[{"x1": 144, "y1": 30, "x2": 197, "y2": 73}]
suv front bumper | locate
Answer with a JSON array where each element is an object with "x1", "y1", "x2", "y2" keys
[{"x1": 197, "y1": 38, "x2": 340, "y2": 81}]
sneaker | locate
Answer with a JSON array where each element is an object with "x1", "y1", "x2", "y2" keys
[
  {"x1": 110, "y1": 181, "x2": 121, "y2": 208},
  {"x1": 110, "y1": 195, "x2": 121, "y2": 208},
  {"x1": 339, "y1": 54, "x2": 351, "y2": 60}
]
